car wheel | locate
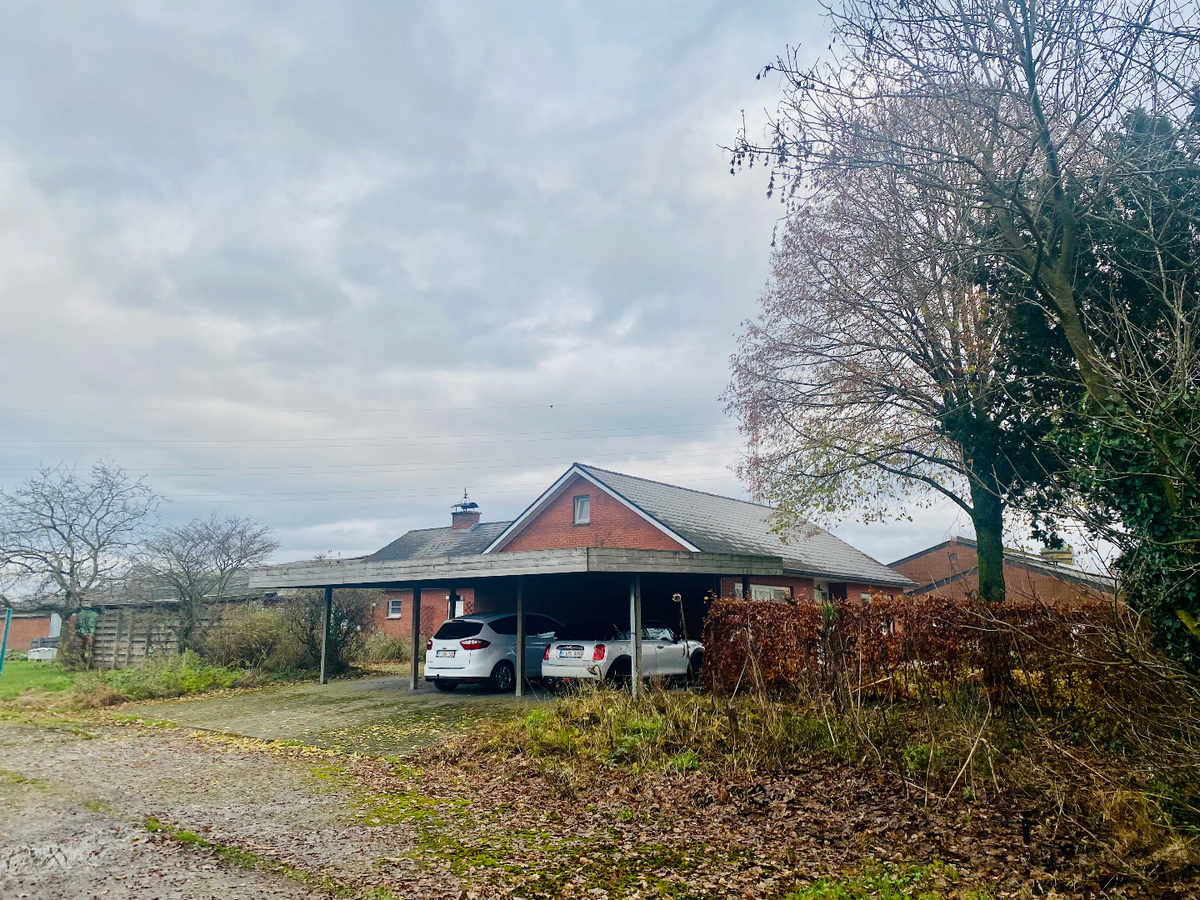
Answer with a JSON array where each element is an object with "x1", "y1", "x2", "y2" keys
[
  {"x1": 489, "y1": 661, "x2": 516, "y2": 693},
  {"x1": 604, "y1": 657, "x2": 632, "y2": 688},
  {"x1": 687, "y1": 650, "x2": 704, "y2": 684},
  {"x1": 434, "y1": 680, "x2": 458, "y2": 692}
]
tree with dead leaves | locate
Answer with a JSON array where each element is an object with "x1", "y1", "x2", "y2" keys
[
  {"x1": 728, "y1": 162, "x2": 1056, "y2": 602},
  {"x1": 730, "y1": 0, "x2": 1200, "y2": 641}
]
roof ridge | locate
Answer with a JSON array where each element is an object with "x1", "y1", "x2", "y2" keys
[
  {"x1": 576, "y1": 462, "x2": 778, "y2": 513},
  {"x1": 390, "y1": 521, "x2": 512, "y2": 536}
]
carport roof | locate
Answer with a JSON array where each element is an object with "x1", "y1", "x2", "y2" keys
[{"x1": 247, "y1": 546, "x2": 787, "y2": 590}]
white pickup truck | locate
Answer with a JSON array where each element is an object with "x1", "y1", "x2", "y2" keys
[{"x1": 540, "y1": 620, "x2": 703, "y2": 688}]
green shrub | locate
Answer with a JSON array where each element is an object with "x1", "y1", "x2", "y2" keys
[{"x1": 202, "y1": 606, "x2": 298, "y2": 671}]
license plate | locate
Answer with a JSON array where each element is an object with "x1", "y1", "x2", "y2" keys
[
  {"x1": 559, "y1": 648, "x2": 583, "y2": 658},
  {"x1": 436, "y1": 649, "x2": 456, "y2": 658}
]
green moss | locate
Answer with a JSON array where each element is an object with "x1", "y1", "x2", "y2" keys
[
  {"x1": 785, "y1": 862, "x2": 991, "y2": 900},
  {"x1": 0, "y1": 768, "x2": 48, "y2": 788},
  {"x1": 144, "y1": 816, "x2": 361, "y2": 897}
]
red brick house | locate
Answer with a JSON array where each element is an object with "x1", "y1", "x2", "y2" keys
[
  {"x1": 889, "y1": 536, "x2": 1116, "y2": 604},
  {"x1": 1, "y1": 610, "x2": 60, "y2": 652},
  {"x1": 365, "y1": 463, "x2": 913, "y2": 642}
]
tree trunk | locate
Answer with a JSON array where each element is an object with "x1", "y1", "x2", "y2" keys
[{"x1": 968, "y1": 475, "x2": 1006, "y2": 604}]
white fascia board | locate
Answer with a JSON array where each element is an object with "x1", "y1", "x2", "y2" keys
[{"x1": 482, "y1": 464, "x2": 701, "y2": 554}]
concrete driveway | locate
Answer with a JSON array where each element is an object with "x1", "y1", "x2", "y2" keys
[{"x1": 128, "y1": 673, "x2": 552, "y2": 755}]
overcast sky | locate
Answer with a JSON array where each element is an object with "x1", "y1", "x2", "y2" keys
[{"x1": 0, "y1": 0, "x2": 989, "y2": 566}]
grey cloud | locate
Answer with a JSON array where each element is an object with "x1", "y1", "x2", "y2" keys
[{"x1": 0, "y1": 0, "x2": 953, "y2": 567}]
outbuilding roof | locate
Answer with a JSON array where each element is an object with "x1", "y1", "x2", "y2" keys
[
  {"x1": 366, "y1": 521, "x2": 513, "y2": 562},
  {"x1": 485, "y1": 463, "x2": 913, "y2": 587}
]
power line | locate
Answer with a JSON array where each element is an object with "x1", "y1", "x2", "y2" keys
[
  {"x1": 0, "y1": 396, "x2": 717, "y2": 415},
  {"x1": 0, "y1": 422, "x2": 734, "y2": 450}
]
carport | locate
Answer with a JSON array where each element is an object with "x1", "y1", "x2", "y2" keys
[{"x1": 248, "y1": 547, "x2": 783, "y2": 698}]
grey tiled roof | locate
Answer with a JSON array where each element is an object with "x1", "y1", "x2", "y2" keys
[
  {"x1": 576, "y1": 465, "x2": 913, "y2": 587},
  {"x1": 367, "y1": 521, "x2": 513, "y2": 562}
]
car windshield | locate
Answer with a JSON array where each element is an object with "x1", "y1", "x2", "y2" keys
[
  {"x1": 607, "y1": 624, "x2": 674, "y2": 641},
  {"x1": 433, "y1": 620, "x2": 484, "y2": 640}
]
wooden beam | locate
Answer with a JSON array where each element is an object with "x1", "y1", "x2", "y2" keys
[
  {"x1": 319, "y1": 587, "x2": 333, "y2": 685},
  {"x1": 630, "y1": 575, "x2": 643, "y2": 701},
  {"x1": 248, "y1": 547, "x2": 787, "y2": 590},
  {"x1": 515, "y1": 576, "x2": 526, "y2": 698},
  {"x1": 409, "y1": 586, "x2": 422, "y2": 692}
]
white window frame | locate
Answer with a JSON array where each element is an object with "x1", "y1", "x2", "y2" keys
[
  {"x1": 573, "y1": 494, "x2": 591, "y2": 525},
  {"x1": 735, "y1": 583, "x2": 792, "y2": 602},
  {"x1": 387, "y1": 599, "x2": 403, "y2": 619}
]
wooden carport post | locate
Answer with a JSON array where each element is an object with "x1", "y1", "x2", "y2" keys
[
  {"x1": 515, "y1": 576, "x2": 526, "y2": 698},
  {"x1": 409, "y1": 586, "x2": 422, "y2": 691},
  {"x1": 319, "y1": 586, "x2": 333, "y2": 685},
  {"x1": 629, "y1": 575, "x2": 643, "y2": 700}
]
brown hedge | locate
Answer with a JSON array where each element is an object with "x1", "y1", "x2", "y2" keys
[{"x1": 701, "y1": 594, "x2": 1119, "y2": 698}]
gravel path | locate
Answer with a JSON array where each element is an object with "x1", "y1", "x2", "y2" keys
[{"x1": 0, "y1": 719, "x2": 447, "y2": 899}]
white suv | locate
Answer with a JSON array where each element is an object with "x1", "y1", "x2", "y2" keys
[{"x1": 423, "y1": 612, "x2": 563, "y2": 692}]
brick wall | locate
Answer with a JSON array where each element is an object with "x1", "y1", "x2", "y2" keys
[
  {"x1": 500, "y1": 475, "x2": 689, "y2": 553},
  {"x1": 375, "y1": 587, "x2": 477, "y2": 645},
  {"x1": 891, "y1": 540, "x2": 1113, "y2": 604},
  {"x1": 719, "y1": 575, "x2": 815, "y2": 601},
  {"x1": 3, "y1": 614, "x2": 53, "y2": 651},
  {"x1": 717, "y1": 576, "x2": 901, "y2": 604}
]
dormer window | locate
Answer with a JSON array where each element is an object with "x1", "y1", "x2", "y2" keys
[{"x1": 573, "y1": 495, "x2": 591, "y2": 525}]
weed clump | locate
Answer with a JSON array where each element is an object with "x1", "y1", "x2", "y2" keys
[{"x1": 70, "y1": 651, "x2": 259, "y2": 705}]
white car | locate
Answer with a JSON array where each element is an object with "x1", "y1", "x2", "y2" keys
[
  {"x1": 424, "y1": 612, "x2": 563, "y2": 692},
  {"x1": 540, "y1": 621, "x2": 703, "y2": 689}
]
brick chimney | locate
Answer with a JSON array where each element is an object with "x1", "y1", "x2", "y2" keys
[{"x1": 451, "y1": 490, "x2": 481, "y2": 530}]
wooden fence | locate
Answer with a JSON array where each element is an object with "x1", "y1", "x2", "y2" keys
[{"x1": 91, "y1": 607, "x2": 181, "y2": 668}]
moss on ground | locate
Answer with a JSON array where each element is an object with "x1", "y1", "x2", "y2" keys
[
  {"x1": 784, "y1": 862, "x2": 993, "y2": 900},
  {"x1": 143, "y1": 816, "x2": 397, "y2": 898},
  {"x1": 0, "y1": 768, "x2": 49, "y2": 789}
]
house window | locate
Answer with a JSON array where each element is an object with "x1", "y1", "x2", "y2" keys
[
  {"x1": 573, "y1": 495, "x2": 591, "y2": 525},
  {"x1": 948, "y1": 552, "x2": 958, "y2": 564},
  {"x1": 735, "y1": 583, "x2": 792, "y2": 601},
  {"x1": 814, "y1": 581, "x2": 830, "y2": 604},
  {"x1": 752, "y1": 585, "x2": 792, "y2": 602},
  {"x1": 387, "y1": 599, "x2": 403, "y2": 619}
]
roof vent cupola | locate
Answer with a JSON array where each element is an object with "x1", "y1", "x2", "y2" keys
[{"x1": 451, "y1": 490, "x2": 481, "y2": 530}]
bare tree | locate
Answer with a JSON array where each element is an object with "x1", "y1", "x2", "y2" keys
[
  {"x1": 734, "y1": 0, "x2": 1198, "y2": 435},
  {"x1": 728, "y1": 161, "x2": 1048, "y2": 601},
  {"x1": 138, "y1": 514, "x2": 279, "y2": 653},
  {"x1": 0, "y1": 462, "x2": 159, "y2": 615}
]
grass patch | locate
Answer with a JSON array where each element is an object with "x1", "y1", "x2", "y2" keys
[
  {"x1": 0, "y1": 768, "x2": 49, "y2": 789},
  {"x1": 482, "y1": 682, "x2": 875, "y2": 777},
  {"x1": 785, "y1": 862, "x2": 991, "y2": 900},
  {"x1": 0, "y1": 659, "x2": 75, "y2": 701}
]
